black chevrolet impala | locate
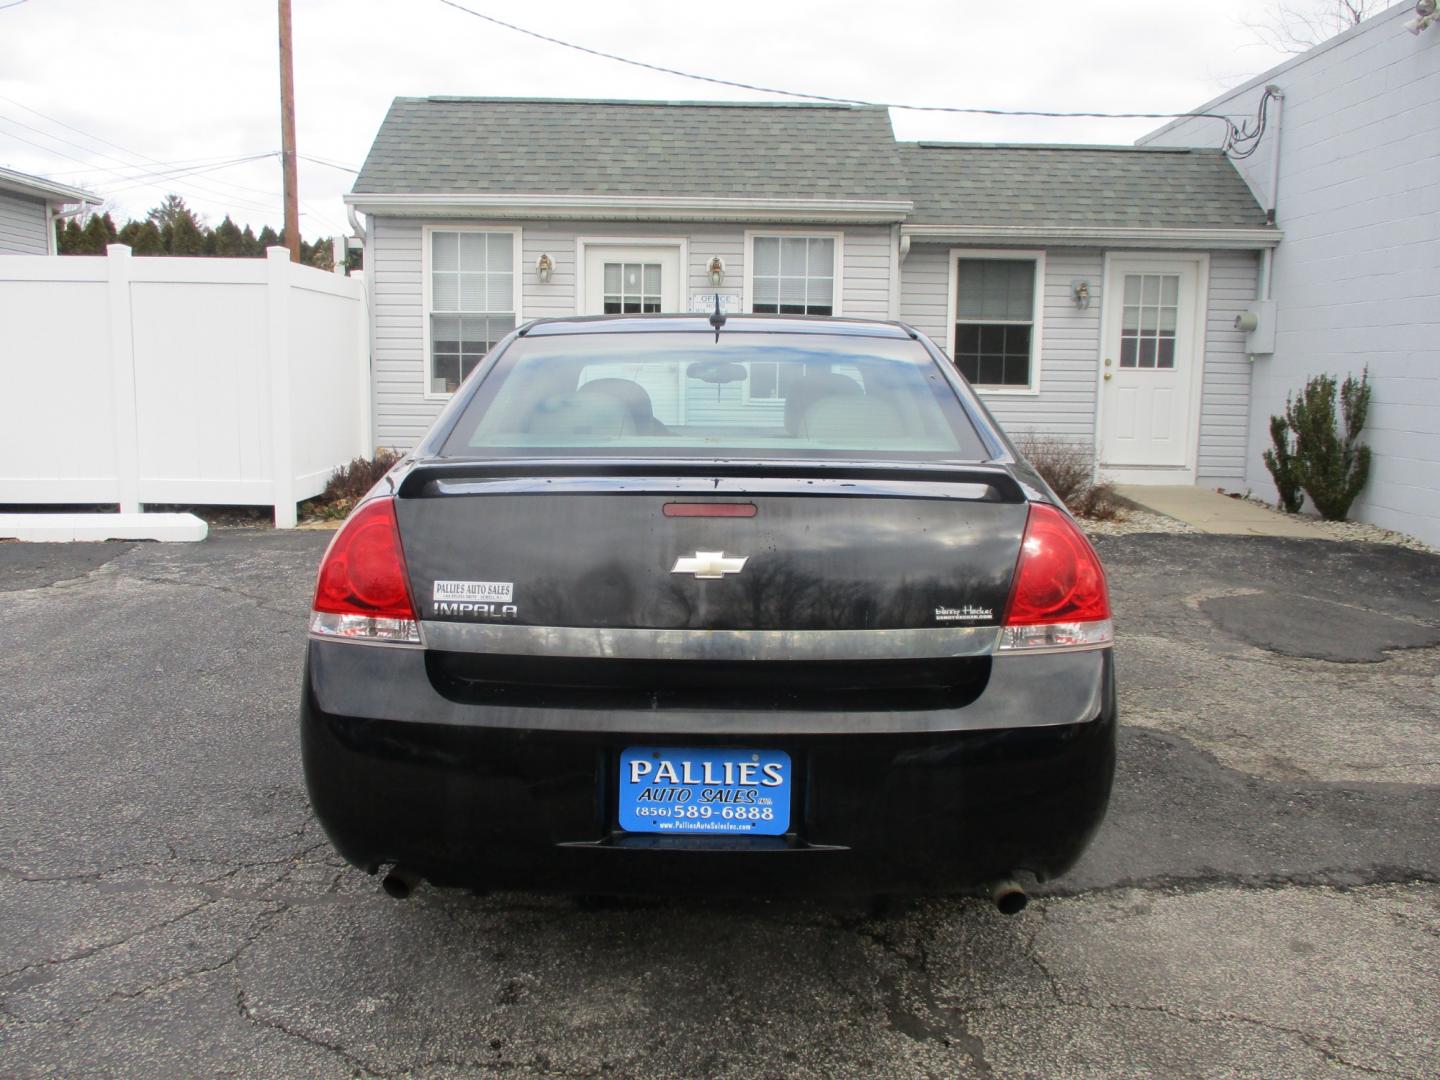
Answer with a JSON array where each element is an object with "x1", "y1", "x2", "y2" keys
[{"x1": 301, "y1": 315, "x2": 1115, "y2": 910}]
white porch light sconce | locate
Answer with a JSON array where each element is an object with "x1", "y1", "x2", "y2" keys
[
  {"x1": 707, "y1": 256, "x2": 726, "y2": 287},
  {"x1": 1071, "y1": 279, "x2": 1091, "y2": 309},
  {"x1": 535, "y1": 253, "x2": 554, "y2": 284}
]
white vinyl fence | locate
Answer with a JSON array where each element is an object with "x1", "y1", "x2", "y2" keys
[{"x1": 0, "y1": 245, "x2": 370, "y2": 527}]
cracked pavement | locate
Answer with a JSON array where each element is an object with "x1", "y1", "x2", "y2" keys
[{"x1": 1, "y1": 530, "x2": 1437, "y2": 1078}]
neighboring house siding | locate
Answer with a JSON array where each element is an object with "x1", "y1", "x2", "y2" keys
[
  {"x1": 1143, "y1": 5, "x2": 1440, "y2": 543},
  {"x1": 899, "y1": 244, "x2": 1104, "y2": 441},
  {"x1": 370, "y1": 218, "x2": 896, "y2": 448},
  {"x1": 1197, "y1": 251, "x2": 1260, "y2": 484},
  {"x1": 0, "y1": 189, "x2": 49, "y2": 255}
]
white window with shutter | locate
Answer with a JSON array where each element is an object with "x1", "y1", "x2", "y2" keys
[
  {"x1": 424, "y1": 227, "x2": 521, "y2": 397},
  {"x1": 744, "y1": 232, "x2": 842, "y2": 317}
]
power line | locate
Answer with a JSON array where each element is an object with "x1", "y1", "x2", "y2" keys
[
  {"x1": 0, "y1": 117, "x2": 281, "y2": 214},
  {"x1": 40, "y1": 151, "x2": 277, "y2": 180},
  {"x1": 432, "y1": 0, "x2": 1244, "y2": 138},
  {"x1": 0, "y1": 93, "x2": 287, "y2": 211},
  {"x1": 299, "y1": 199, "x2": 345, "y2": 233},
  {"x1": 299, "y1": 153, "x2": 358, "y2": 174},
  {"x1": 102, "y1": 154, "x2": 282, "y2": 195},
  {"x1": 0, "y1": 95, "x2": 349, "y2": 234},
  {"x1": 0, "y1": 0, "x2": 33, "y2": 11},
  {"x1": 0, "y1": 118, "x2": 283, "y2": 215}
]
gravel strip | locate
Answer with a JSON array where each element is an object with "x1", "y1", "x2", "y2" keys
[
  {"x1": 1078, "y1": 495, "x2": 1437, "y2": 552},
  {"x1": 1298, "y1": 517, "x2": 1437, "y2": 552},
  {"x1": 1226, "y1": 492, "x2": 1439, "y2": 553},
  {"x1": 1082, "y1": 510, "x2": 1198, "y2": 537}
]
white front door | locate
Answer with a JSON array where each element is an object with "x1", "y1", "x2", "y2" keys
[
  {"x1": 1098, "y1": 257, "x2": 1204, "y2": 474},
  {"x1": 581, "y1": 244, "x2": 683, "y2": 315}
]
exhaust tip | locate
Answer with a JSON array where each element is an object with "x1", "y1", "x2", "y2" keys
[
  {"x1": 381, "y1": 866, "x2": 422, "y2": 900},
  {"x1": 990, "y1": 879, "x2": 1028, "y2": 915}
]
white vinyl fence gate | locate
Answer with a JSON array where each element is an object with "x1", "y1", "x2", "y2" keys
[{"x1": 0, "y1": 245, "x2": 370, "y2": 528}]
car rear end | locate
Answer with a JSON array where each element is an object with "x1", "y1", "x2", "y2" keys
[{"x1": 300, "y1": 317, "x2": 1115, "y2": 900}]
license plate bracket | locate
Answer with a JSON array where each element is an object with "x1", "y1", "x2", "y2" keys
[{"x1": 617, "y1": 747, "x2": 791, "y2": 836}]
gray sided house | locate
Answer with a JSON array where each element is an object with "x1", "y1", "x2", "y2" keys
[
  {"x1": 347, "y1": 98, "x2": 1277, "y2": 486},
  {"x1": 0, "y1": 167, "x2": 98, "y2": 255}
]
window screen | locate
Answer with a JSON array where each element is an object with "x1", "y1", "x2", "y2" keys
[
  {"x1": 429, "y1": 231, "x2": 516, "y2": 395},
  {"x1": 751, "y1": 237, "x2": 835, "y2": 316},
  {"x1": 951, "y1": 258, "x2": 1038, "y2": 389}
]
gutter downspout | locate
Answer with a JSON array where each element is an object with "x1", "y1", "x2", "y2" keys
[
  {"x1": 347, "y1": 204, "x2": 367, "y2": 244},
  {"x1": 1260, "y1": 85, "x2": 1284, "y2": 302}
]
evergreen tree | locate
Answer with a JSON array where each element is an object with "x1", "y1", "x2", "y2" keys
[
  {"x1": 78, "y1": 212, "x2": 119, "y2": 253},
  {"x1": 50, "y1": 193, "x2": 340, "y2": 266},
  {"x1": 147, "y1": 194, "x2": 200, "y2": 233},
  {"x1": 212, "y1": 216, "x2": 248, "y2": 257},
  {"x1": 117, "y1": 220, "x2": 166, "y2": 255},
  {"x1": 57, "y1": 218, "x2": 84, "y2": 254},
  {"x1": 1287, "y1": 369, "x2": 1372, "y2": 521},
  {"x1": 165, "y1": 213, "x2": 208, "y2": 255}
]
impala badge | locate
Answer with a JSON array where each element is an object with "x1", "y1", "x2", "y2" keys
[{"x1": 671, "y1": 551, "x2": 748, "y2": 579}]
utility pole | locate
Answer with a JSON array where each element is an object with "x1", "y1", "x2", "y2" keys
[{"x1": 277, "y1": 0, "x2": 300, "y2": 263}]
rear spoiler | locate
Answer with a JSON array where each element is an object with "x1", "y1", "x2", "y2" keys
[{"x1": 396, "y1": 459, "x2": 1027, "y2": 503}]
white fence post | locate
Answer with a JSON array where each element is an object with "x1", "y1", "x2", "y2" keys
[
  {"x1": 266, "y1": 247, "x2": 297, "y2": 528},
  {"x1": 352, "y1": 269, "x2": 373, "y2": 455},
  {"x1": 106, "y1": 244, "x2": 141, "y2": 513}
]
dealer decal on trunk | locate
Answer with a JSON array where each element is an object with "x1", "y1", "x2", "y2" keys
[
  {"x1": 934, "y1": 604, "x2": 993, "y2": 623},
  {"x1": 433, "y1": 580, "x2": 518, "y2": 619}
]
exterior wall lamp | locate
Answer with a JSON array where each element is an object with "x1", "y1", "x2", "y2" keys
[
  {"x1": 1071, "y1": 280, "x2": 1091, "y2": 309},
  {"x1": 707, "y1": 256, "x2": 726, "y2": 287},
  {"x1": 536, "y1": 253, "x2": 554, "y2": 284}
]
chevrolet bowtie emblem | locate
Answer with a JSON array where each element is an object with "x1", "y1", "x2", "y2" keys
[{"x1": 671, "y1": 551, "x2": 749, "y2": 579}]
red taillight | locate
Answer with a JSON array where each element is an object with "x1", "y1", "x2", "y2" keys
[
  {"x1": 309, "y1": 498, "x2": 420, "y2": 643},
  {"x1": 1000, "y1": 503, "x2": 1112, "y2": 651}
]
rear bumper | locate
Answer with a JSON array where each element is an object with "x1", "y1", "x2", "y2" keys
[{"x1": 300, "y1": 641, "x2": 1117, "y2": 895}]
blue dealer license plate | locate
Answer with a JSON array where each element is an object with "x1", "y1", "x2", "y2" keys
[{"x1": 618, "y1": 747, "x2": 791, "y2": 836}]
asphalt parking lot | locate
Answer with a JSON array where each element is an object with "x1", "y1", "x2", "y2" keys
[{"x1": 1, "y1": 529, "x2": 1437, "y2": 1079}]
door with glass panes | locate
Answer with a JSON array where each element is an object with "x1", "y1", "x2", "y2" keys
[
  {"x1": 581, "y1": 245, "x2": 683, "y2": 316},
  {"x1": 1099, "y1": 257, "x2": 1202, "y2": 470}
]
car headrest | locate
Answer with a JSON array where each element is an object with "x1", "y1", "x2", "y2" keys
[
  {"x1": 798, "y1": 394, "x2": 907, "y2": 442},
  {"x1": 783, "y1": 373, "x2": 863, "y2": 434},
  {"x1": 526, "y1": 393, "x2": 636, "y2": 439},
  {"x1": 578, "y1": 378, "x2": 656, "y2": 424}
]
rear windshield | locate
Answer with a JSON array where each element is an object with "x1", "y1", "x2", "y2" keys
[{"x1": 440, "y1": 330, "x2": 989, "y2": 461}]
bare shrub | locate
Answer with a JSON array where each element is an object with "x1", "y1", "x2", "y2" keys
[
  {"x1": 1013, "y1": 432, "x2": 1125, "y2": 521},
  {"x1": 1070, "y1": 481, "x2": 1124, "y2": 522},
  {"x1": 304, "y1": 449, "x2": 403, "y2": 520}
]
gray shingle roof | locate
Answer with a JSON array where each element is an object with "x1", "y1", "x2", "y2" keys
[
  {"x1": 898, "y1": 143, "x2": 1269, "y2": 230},
  {"x1": 352, "y1": 98, "x2": 1272, "y2": 234},
  {"x1": 352, "y1": 98, "x2": 907, "y2": 202}
]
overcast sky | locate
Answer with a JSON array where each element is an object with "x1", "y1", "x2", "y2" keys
[{"x1": 0, "y1": 0, "x2": 1332, "y2": 236}]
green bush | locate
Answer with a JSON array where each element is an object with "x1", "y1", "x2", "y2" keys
[
  {"x1": 1262, "y1": 413, "x2": 1304, "y2": 513},
  {"x1": 1285, "y1": 369, "x2": 1372, "y2": 521}
]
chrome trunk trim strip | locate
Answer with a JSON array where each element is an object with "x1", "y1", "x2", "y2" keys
[{"x1": 420, "y1": 622, "x2": 1002, "y2": 661}]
